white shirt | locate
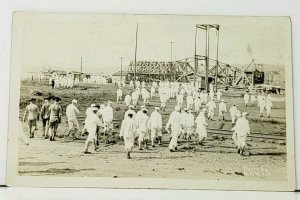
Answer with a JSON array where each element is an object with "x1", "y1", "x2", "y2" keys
[
  {"x1": 136, "y1": 113, "x2": 150, "y2": 132},
  {"x1": 149, "y1": 111, "x2": 162, "y2": 129},
  {"x1": 219, "y1": 102, "x2": 227, "y2": 112},
  {"x1": 187, "y1": 96, "x2": 193, "y2": 104},
  {"x1": 66, "y1": 104, "x2": 79, "y2": 120},
  {"x1": 125, "y1": 95, "x2": 131, "y2": 102},
  {"x1": 85, "y1": 113, "x2": 102, "y2": 133},
  {"x1": 229, "y1": 106, "x2": 238, "y2": 115},
  {"x1": 232, "y1": 117, "x2": 250, "y2": 136},
  {"x1": 86, "y1": 107, "x2": 93, "y2": 116},
  {"x1": 206, "y1": 101, "x2": 216, "y2": 111},
  {"x1": 166, "y1": 110, "x2": 182, "y2": 130},
  {"x1": 120, "y1": 118, "x2": 136, "y2": 138},
  {"x1": 186, "y1": 113, "x2": 195, "y2": 127},
  {"x1": 195, "y1": 112, "x2": 208, "y2": 127},
  {"x1": 117, "y1": 89, "x2": 122, "y2": 96},
  {"x1": 102, "y1": 106, "x2": 113, "y2": 123}
]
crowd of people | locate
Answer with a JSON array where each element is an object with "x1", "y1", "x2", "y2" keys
[{"x1": 22, "y1": 80, "x2": 275, "y2": 159}]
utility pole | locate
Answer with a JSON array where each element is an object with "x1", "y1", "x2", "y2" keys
[
  {"x1": 80, "y1": 56, "x2": 83, "y2": 73},
  {"x1": 205, "y1": 26, "x2": 210, "y2": 92},
  {"x1": 134, "y1": 23, "x2": 139, "y2": 89},
  {"x1": 120, "y1": 57, "x2": 123, "y2": 83},
  {"x1": 194, "y1": 27, "x2": 198, "y2": 87},
  {"x1": 215, "y1": 26, "x2": 220, "y2": 92},
  {"x1": 169, "y1": 41, "x2": 174, "y2": 81}
]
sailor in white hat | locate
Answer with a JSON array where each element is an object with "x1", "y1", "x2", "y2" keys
[
  {"x1": 84, "y1": 106, "x2": 102, "y2": 154},
  {"x1": 218, "y1": 99, "x2": 227, "y2": 121},
  {"x1": 166, "y1": 106, "x2": 182, "y2": 152},
  {"x1": 65, "y1": 99, "x2": 80, "y2": 140},
  {"x1": 232, "y1": 112, "x2": 250, "y2": 155},
  {"x1": 149, "y1": 107, "x2": 163, "y2": 146},
  {"x1": 116, "y1": 87, "x2": 123, "y2": 104}
]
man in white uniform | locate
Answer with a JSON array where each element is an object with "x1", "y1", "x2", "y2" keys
[
  {"x1": 250, "y1": 93, "x2": 256, "y2": 106},
  {"x1": 119, "y1": 113, "x2": 136, "y2": 159},
  {"x1": 166, "y1": 106, "x2": 182, "y2": 152},
  {"x1": 244, "y1": 92, "x2": 250, "y2": 107},
  {"x1": 194, "y1": 97, "x2": 202, "y2": 114},
  {"x1": 195, "y1": 108, "x2": 208, "y2": 144},
  {"x1": 116, "y1": 87, "x2": 122, "y2": 104},
  {"x1": 83, "y1": 107, "x2": 103, "y2": 154},
  {"x1": 136, "y1": 109, "x2": 150, "y2": 150},
  {"x1": 265, "y1": 99, "x2": 273, "y2": 118},
  {"x1": 186, "y1": 95, "x2": 194, "y2": 110},
  {"x1": 258, "y1": 95, "x2": 266, "y2": 117},
  {"x1": 232, "y1": 112, "x2": 250, "y2": 155},
  {"x1": 149, "y1": 107, "x2": 163, "y2": 147},
  {"x1": 229, "y1": 103, "x2": 238, "y2": 125},
  {"x1": 124, "y1": 92, "x2": 132, "y2": 107},
  {"x1": 216, "y1": 90, "x2": 222, "y2": 102},
  {"x1": 150, "y1": 86, "x2": 156, "y2": 99},
  {"x1": 186, "y1": 109, "x2": 195, "y2": 140},
  {"x1": 218, "y1": 100, "x2": 227, "y2": 121},
  {"x1": 102, "y1": 101, "x2": 114, "y2": 134},
  {"x1": 206, "y1": 99, "x2": 216, "y2": 120},
  {"x1": 65, "y1": 99, "x2": 80, "y2": 140}
]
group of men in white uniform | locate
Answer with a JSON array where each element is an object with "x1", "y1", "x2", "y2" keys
[
  {"x1": 23, "y1": 79, "x2": 274, "y2": 158},
  {"x1": 244, "y1": 91, "x2": 273, "y2": 118},
  {"x1": 49, "y1": 75, "x2": 79, "y2": 89}
]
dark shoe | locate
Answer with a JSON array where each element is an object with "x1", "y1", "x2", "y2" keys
[
  {"x1": 152, "y1": 145, "x2": 156, "y2": 148},
  {"x1": 175, "y1": 147, "x2": 178, "y2": 151},
  {"x1": 95, "y1": 147, "x2": 100, "y2": 151},
  {"x1": 84, "y1": 151, "x2": 91, "y2": 154},
  {"x1": 170, "y1": 149, "x2": 175, "y2": 152},
  {"x1": 139, "y1": 148, "x2": 143, "y2": 150}
]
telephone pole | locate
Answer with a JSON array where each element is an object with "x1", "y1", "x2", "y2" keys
[
  {"x1": 169, "y1": 41, "x2": 175, "y2": 81},
  {"x1": 80, "y1": 56, "x2": 83, "y2": 73},
  {"x1": 134, "y1": 23, "x2": 139, "y2": 89},
  {"x1": 120, "y1": 57, "x2": 123, "y2": 83}
]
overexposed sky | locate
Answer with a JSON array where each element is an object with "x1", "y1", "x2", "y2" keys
[{"x1": 15, "y1": 13, "x2": 290, "y2": 75}]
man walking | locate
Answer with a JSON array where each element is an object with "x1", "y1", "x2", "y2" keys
[
  {"x1": 166, "y1": 106, "x2": 182, "y2": 152},
  {"x1": 149, "y1": 107, "x2": 163, "y2": 147},
  {"x1": 232, "y1": 112, "x2": 250, "y2": 156},
  {"x1": 195, "y1": 108, "x2": 208, "y2": 145},
  {"x1": 23, "y1": 98, "x2": 39, "y2": 138},
  {"x1": 120, "y1": 113, "x2": 136, "y2": 159},
  {"x1": 83, "y1": 107, "x2": 102, "y2": 154},
  {"x1": 65, "y1": 99, "x2": 80, "y2": 140},
  {"x1": 218, "y1": 100, "x2": 227, "y2": 121},
  {"x1": 40, "y1": 97, "x2": 51, "y2": 138},
  {"x1": 49, "y1": 97, "x2": 62, "y2": 141}
]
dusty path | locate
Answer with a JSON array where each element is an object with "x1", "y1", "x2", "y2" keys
[{"x1": 18, "y1": 83, "x2": 287, "y2": 181}]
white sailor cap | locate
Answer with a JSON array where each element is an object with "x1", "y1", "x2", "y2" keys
[
  {"x1": 242, "y1": 112, "x2": 249, "y2": 117},
  {"x1": 72, "y1": 99, "x2": 78, "y2": 104},
  {"x1": 175, "y1": 106, "x2": 180, "y2": 111},
  {"x1": 129, "y1": 105, "x2": 134, "y2": 109},
  {"x1": 100, "y1": 104, "x2": 105, "y2": 109},
  {"x1": 91, "y1": 103, "x2": 96, "y2": 107},
  {"x1": 154, "y1": 107, "x2": 160, "y2": 110}
]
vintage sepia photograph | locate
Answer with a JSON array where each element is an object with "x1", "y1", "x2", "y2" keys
[{"x1": 6, "y1": 12, "x2": 295, "y2": 190}]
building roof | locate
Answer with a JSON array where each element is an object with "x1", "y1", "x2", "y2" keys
[
  {"x1": 52, "y1": 70, "x2": 67, "y2": 75},
  {"x1": 112, "y1": 71, "x2": 131, "y2": 76},
  {"x1": 69, "y1": 71, "x2": 83, "y2": 75}
]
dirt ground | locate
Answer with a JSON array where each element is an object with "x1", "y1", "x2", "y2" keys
[{"x1": 18, "y1": 81, "x2": 287, "y2": 181}]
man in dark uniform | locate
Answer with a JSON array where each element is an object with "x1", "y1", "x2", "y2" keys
[
  {"x1": 23, "y1": 98, "x2": 39, "y2": 138},
  {"x1": 49, "y1": 97, "x2": 62, "y2": 141}
]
